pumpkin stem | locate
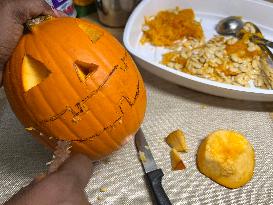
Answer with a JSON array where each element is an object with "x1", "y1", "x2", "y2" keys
[{"x1": 26, "y1": 15, "x2": 53, "y2": 31}]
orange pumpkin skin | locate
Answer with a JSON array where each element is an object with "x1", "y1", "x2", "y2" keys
[{"x1": 4, "y1": 17, "x2": 146, "y2": 160}]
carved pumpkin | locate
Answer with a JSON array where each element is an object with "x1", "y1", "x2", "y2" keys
[{"x1": 4, "y1": 17, "x2": 146, "y2": 160}]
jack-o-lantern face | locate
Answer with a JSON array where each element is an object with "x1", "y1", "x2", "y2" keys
[{"x1": 4, "y1": 18, "x2": 146, "y2": 160}]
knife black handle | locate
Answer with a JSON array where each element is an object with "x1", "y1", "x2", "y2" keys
[{"x1": 146, "y1": 169, "x2": 172, "y2": 205}]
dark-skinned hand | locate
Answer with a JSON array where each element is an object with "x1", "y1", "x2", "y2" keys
[
  {"x1": 4, "y1": 154, "x2": 92, "y2": 205},
  {"x1": 0, "y1": 0, "x2": 63, "y2": 86}
]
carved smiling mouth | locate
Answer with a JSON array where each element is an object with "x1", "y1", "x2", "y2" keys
[{"x1": 70, "y1": 80, "x2": 140, "y2": 142}]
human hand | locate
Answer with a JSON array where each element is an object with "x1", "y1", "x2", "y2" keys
[
  {"x1": 4, "y1": 154, "x2": 93, "y2": 205},
  {"x1": 0, "y1": 0, "x2": 63, "y2": 86}
]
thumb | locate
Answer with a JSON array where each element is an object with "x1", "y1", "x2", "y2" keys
[
  {"x1": 57, "y1": 154, "x2": 93, "y2": 189},
  {"x1": 3, "y1": 154, "x2": 93, "y2": 205}
]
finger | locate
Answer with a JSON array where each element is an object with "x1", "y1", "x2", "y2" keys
[
  {"x1": 31, "y1": 154, "x2": 92, "y2": 186},
  {"x1": 57, "y1": 154, "x2": 93, "y2": 189},
  {"x1": 11, "y1": 0, "x2": 60, "y2": 25},
  {"x1": 28, "y1": 0, "x2": 56, "y2": 19}
]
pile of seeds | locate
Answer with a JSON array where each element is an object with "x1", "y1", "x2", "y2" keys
[{"x1": 160, "y1": 23, "x2": 273, "y2": 89}]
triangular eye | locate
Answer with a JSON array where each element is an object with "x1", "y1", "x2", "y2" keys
[
  {"x1": 22, "y1": 55, "x2": 51, "y2": 92},
  {"x1": 78, "y1": 24, "x2": 103, "y2": 43},
  {"x1": 74, "y1": 60, "x2": 98, "y2": 82}
]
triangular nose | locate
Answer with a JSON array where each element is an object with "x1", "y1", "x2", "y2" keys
[{"x1": 74, "y1": 60, "x2": 98, "y2": 82}]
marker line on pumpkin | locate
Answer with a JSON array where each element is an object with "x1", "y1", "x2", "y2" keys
[
  {"x1": 70, "y1": 80, "x2": 140, "y2": 142},
  {"x1": 39, "y1": 51, "x2": 129, "y2": 123},
  {"x1": 52, "y1": 79, "x2": 140, "y2": 142}
]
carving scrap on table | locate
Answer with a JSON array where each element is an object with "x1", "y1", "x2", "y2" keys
[{"x1": 270, "y1": 113, "x2": 273, "y2": 120}]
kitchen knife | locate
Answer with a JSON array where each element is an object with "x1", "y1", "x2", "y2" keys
[{"x1": 135, "y1": 129, "x2": 172, "y2": 205}]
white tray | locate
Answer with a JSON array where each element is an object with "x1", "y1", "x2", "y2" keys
[{"x1": 123, "y1": 0, "x2": 273, "y2": 101}]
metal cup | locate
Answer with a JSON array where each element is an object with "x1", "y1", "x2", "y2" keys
[{"x1": 96, "y1": 0, "x2": 141, "y2": 27}]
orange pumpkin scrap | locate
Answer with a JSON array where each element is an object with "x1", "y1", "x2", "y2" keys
[
  {"x1": 4, "y1": 17, "x2": 147, "y2": 160},
  {"x1": 165, "y1": 129, "x2": 188, "y2": 152},
  {"x1": 170, "y1": 149, "x2": 186, "y2": 171}
]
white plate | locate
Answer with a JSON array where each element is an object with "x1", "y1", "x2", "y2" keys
[{"x1": 123, "y1": 0, "x2": 273, "y2": 101}]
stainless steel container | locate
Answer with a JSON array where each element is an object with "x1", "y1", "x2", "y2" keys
[{"x1": 96, "y1": 0, "x2": 141, "y2": 27}]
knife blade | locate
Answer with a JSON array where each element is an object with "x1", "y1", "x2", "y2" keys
[{"x1": 135, "y1": 129, "x2": 172, "y2": 205}]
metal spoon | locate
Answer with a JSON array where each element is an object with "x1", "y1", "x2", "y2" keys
[
  {"x1": 216, "y1": 16, "x2": 273, "y2": 48},
  {"x1": 259, "y1": 43, "x2": 273, "y2": 65},
  {"x1": 216, "y1": 16, "x2": 273, "y2": 68},
  {"x1": 216, "y1": 16, "x2": 244, "y2": 36}
]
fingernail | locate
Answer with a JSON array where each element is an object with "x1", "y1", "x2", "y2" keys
[{"x1": 33, "y1": 173, "x2": 47, "y2": 184}]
